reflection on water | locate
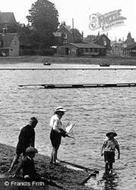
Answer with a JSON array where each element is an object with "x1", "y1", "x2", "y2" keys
[
  {"x1": 0, "y1": 63, "x2": 136, "y2": 190},
  {"x1": 103, "y1": 174, "x2": 119, "y2": 190},
  {"x1": 86, "y1": 170, "x2": 119, "y2": 190}
]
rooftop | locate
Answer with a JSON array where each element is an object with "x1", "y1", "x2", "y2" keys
[
  {"x1": 70, "y1": 42, "x2": 105, "y2": 49},
  {"x1": 0, "y1": 12, "x2": 17, "y2": 24}
]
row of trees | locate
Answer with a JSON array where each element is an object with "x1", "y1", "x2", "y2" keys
[{"x1": 1, "y1": 0, "x2": 82, "y2": 55}]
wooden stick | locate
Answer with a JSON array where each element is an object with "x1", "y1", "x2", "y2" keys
[{"x1": 59, "y1": 160, "x2": 94, "y2": 172}]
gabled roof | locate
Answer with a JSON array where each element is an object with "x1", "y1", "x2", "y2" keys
[
  {"x1": 70, "y1": 42, "x2": 105, "y2": 49},
  {"x1": 84, "y1": 34, "x2": 110, "y2": 44},
  {"x1": 0, "y1": 12, "x2": 17, "y2": 24},
  {"x1": 95, "y1": 34, "x2": 110, "y2": 41},
  {"x1": 0, "y1": 33, "x2": 18, "y2": 48},
  {"x1": 58, "y1": 24, "x2": 72, "y2": 34},
  {"x1": 125, "y1": 43, "x2": 136, "y2": 50}
]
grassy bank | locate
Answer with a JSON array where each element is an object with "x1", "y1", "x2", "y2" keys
[
  {"x1": 0, "y1": 55, "x2": 136, "y2": 65},
  {"x1": 0, "y1": 143, "x2": 93, "y2": 190}
]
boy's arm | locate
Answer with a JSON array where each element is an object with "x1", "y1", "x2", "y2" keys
[
  {"x1": 101, "y1": 140, "x2": 107, "y2": 156},
  {"x1": 115, "y1": 142, "x2": 120, "y2": 159},
  {"x1": 101, "y1": 144, "x2": 104, "y2": 156},
  {"x1": 14, "y1": 160, "x2": 23, "y2": 177}
]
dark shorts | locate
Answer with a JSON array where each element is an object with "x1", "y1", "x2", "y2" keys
[
  {"x1": 50, "y1": 129, "x2": 61, "y2": 150},
  {"x1": 104, "y1": 151, "x2": 115, "y2": 163}
]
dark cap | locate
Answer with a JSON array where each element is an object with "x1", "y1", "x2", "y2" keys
[
  {"x1": 30, "y1": 117, "x2": 38, "y2": 123},
  {"x1": 106, "y1": 129, "x2": 117, "y2": 137}
]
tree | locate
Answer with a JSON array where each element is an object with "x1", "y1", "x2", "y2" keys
[{"x1": 26, "y1": 0, "x2": 59, "y2": 50}]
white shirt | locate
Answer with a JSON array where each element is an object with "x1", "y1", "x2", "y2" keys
[
  {"x1": 103, "y1": 138, "x2": 119, "y2": 152},
  {"x1": 50, "y1": 114, "x2": 62, "y2": 131}
]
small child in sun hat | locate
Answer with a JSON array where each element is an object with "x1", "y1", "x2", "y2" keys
[{"x1": 101, "y1": 129, "x2": 120, "y2": 174}]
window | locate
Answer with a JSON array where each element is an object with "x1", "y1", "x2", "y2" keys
[{"x1": 85, "y1": 48, "x2": 89, "y2": 52}]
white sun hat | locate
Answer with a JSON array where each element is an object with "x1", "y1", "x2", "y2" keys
[{"x1": 55, "y1": 106, "x2": 66, "y2": 113}]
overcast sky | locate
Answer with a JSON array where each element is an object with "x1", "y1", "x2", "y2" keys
[{"x1": 0, "y1": 0, "x2": 136, "y2": 40}]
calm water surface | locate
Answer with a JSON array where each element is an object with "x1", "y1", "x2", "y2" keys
[{"x1": 0, "y1": 63, "x2": 136, "y2": 190}]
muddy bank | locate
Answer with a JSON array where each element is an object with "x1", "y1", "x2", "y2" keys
[
  {"x1": 0, "y1": 55, "x2": 136, "y2": 65},
  {"x1": 0, "y1": 143, "x2": 94, "y2": 190}
]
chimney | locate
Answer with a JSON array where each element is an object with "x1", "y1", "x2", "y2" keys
[
  {"x1": 82, "y1": 31, "x2": 84, "y2": 40},
  {"x1": 72, "y1": 18, "x2": 74, "y2": 29}
]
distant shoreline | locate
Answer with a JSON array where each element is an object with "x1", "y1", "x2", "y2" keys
[{"x1": 0, "y1": 55, "x2": 136, "y2": 66}]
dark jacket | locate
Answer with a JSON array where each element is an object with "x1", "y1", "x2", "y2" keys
[{"x1": 16, "y1": 125, "x2": 35, "y2": 154}]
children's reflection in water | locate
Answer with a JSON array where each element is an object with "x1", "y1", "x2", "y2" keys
[
  {"x1": 102, "y1": 172, "x2": 119, "y2": 190},
  {"x1": 87, "y1": 171, "x2": 119, "y2": 190}
]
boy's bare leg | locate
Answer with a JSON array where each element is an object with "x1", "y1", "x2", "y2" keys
[
  {"x1": 105, "y1": 162, "x2": 110, "y2": 174},
  {"x1": 8, "y1": 154, "x2": 20, "y2": 173},
  {"x1": 109, "y1": 163, "x2": 113, "y2": 173},
  {"x1": 50, "y1": 148, "x2": 56, "y2": 164}
]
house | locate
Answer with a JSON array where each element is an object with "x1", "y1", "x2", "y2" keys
[
  {"x1": 0, "y1": 12, "x2": 19, "y2": 56},
  {"x1": 123, "y1": 43, "x2": 136, "y2": 56},
  {"x1": 111, "y1": 39, "x2": 125, "y2": 56},
  {"x1": 123, "y1": 33, "x2": 136, "y2": 56},
  {"x1": 125, "y1": 32, "x2": 135, "y2": 47},
  {"x1": 58, "y1": 23, "x2": 73, "y2": 44},
  {"x1": 84, "y1": 34, "x2": 111, "y2": 50},
  {"x1": 111, "y1": 33, "x2": 136, "y2": 57},
  {"x1": 0, "y1": 33, "x2": 20, "y2": 56},
  {"x1": 57, "y1": 42, "x2": 106, "y2": 56},
  {"x1": 54, "y1": 23, "x2": 73, "y2": 45},
  {"x1": 93, "y1": 34, "x2": 111, "y2": 50},
  {"x1": 54, "y1": 22, "x2": 83, "y2": 45},
  {"x1": 0, "y1": 12, "x2": 17, "y2": 24},
  {"x1": 0, "y1": 12, "x2": 17, "y2": 33}
]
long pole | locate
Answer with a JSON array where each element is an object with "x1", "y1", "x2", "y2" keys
[{"x1": 72, "y1": 18, "x2": 75, "y2": 42}]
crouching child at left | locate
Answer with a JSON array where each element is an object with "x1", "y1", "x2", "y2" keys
[{"x1": 12, "y1": 146, "x2": 63, "y2": 189}]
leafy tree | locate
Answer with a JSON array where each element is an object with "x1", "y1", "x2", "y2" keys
[
  {"x1": 26, "y1": 0, "x2": 59, "y2": 50},
  {"x1": 17, "y1": 24, "x2": 31, "y2": 43}
]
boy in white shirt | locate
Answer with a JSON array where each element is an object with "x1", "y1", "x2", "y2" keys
[
  {"x1": 50, "y1": 106, "x2": 67, "y2": 164},
  {"x1": 101, "y1": 130, "x2": 120, "y2": 174}
]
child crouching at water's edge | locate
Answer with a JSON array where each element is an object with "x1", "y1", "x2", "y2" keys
[
  {"x1": 13, "y1": 146, "x2": 39, "y2": 180},
  {"x1": 101, "y1": 129, "x2": 120, "y2": 175},
  {"x1": 12, "y1": 146, "x2": 63, "y2": 189}
]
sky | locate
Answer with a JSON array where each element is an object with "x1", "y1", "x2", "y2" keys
[{"x1": 0, "y1": 0, "x2": 136, "y2": 41}]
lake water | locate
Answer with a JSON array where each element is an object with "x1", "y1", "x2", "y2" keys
[{"x1": 0, "y1": 63, "x2": 136, "y2": 190}]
